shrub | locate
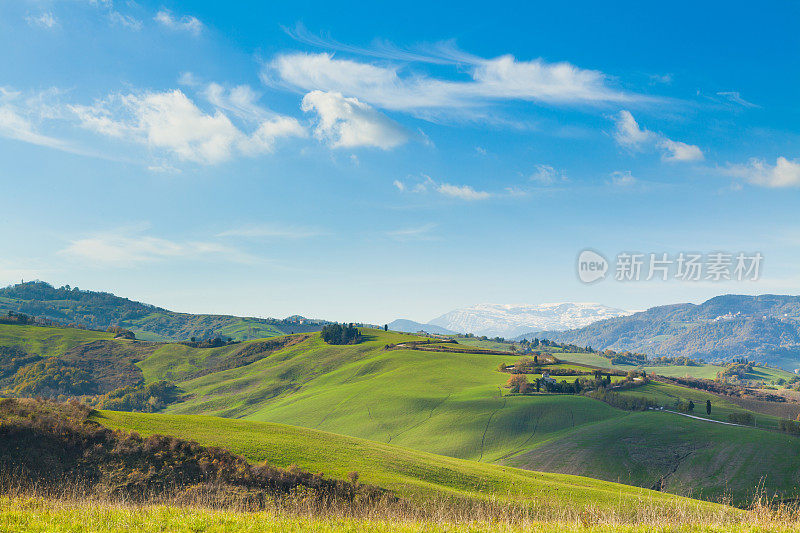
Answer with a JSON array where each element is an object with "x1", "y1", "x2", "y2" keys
[{"x1": 727, "y1": 412, "x2": 755, "y2": 426}]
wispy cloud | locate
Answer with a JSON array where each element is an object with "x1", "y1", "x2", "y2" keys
[
  {"x1": 530, "y1": 164, "x2": 567, "y2": 185},
  {"x1": 612, "y1": 110, "x2": 703, "y2": 162},
  {"x1": 394, "y1": 174, "x2": 491, "y2": 200},
  {"x1": 717, "y1": 91, "x2": 759, "y2": 108},
  {"x1": 154, "y1": 9, "x2": 203, "y2": 36},
  {"x1": 609, "y1": 170, "x2": 637, "y2": 187},
  {"x1": 265, "y1": 28, "x2": 649, "y2": 121},
  {"x1": 60, "y1": 226, "x2": 261, "y2": 267},
  {"x1": 26, "y1": 12, "x2": 57, "y2": 29},
  {"x1": 217, "y1": 224, "x2": 328, "y2": 239},
  {"x1": 386, "y1": 223, "x2": 439, "y2": 241},
  {"x1": 723, "y1": 157, "x2": 800, "y2": 188}
]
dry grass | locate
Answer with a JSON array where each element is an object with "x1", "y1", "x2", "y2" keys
[{"x1": 4, "y1": 484, "x2": 800, "y2": 532}]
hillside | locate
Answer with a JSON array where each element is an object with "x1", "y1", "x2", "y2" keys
[
  {"x1": 96, "y1": 410, "x2": 711, "y2": 512},
  {"x1": 3, "y1": 322, "x2": 800, "y2": 505},
  {"x1": 526, "y1": 295, "x2": 800, "y2": 369},
  {"x1": 0, "y1": 281, "x2": 328, "y2": 342}
]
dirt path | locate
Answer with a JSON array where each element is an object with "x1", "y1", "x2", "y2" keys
[{"x1": 657, "y1": 409, "x2": 748, "y2": 427}]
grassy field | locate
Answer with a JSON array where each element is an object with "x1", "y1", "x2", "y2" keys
[
  {"x1": 617, "y1": 381, "x2": 783, "y2": 429},
  {"x1": 0, "y1": 324, "x2": 114, "y2": 357},
  {"x1": 148, "y1": 330, "x2": 627, "y2": 462},
  {"x1": 556, "y1": 352, "x2": 725, "y2": 379},
  {"x1": 96, "y1": 410, "x2": 713, "y2": 512},
  {"x1": 507, "y1": 410, "x2": 800, "y2": 504}
]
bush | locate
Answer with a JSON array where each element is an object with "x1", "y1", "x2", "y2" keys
[{"x1": 727, "y1": 412, "x2": 755, "y2": 426}]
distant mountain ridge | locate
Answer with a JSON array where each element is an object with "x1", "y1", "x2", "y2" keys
[
  {"x1": 386, "y1": 319, "x2": 456, "y2": 335},
  {"x1": 0, "y1": 281, "x2": 328, "y2": 342},
  {"x1": 524, "y1": 294, "x2": 800, "y2": 369},
  {"x1": 424, "y1": 302, "x2": 632, "y2": 338}
]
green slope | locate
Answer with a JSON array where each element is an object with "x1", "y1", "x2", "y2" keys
[
  {"x1": 149, "y1": 330, "x2": 625, "y2": 462},
  {"x1": 0, "y1": 324, "x2": 113, "y2": 357},
  {"x1": 94, "y1": 410, "x2": 724, "y2": 515},
  {"x1": 507, "y1": 410, "x2": 800, "y2": 504}
]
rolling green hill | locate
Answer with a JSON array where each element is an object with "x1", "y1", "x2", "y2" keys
[
  {"x1": 0, "y1": 281, "x2": 328, "y2": 341},
  {"x1": 3, "y1": 321, "x2": 800, "y2": 505},
  {"x1": 94, "y1": 409, "x2": 724, "y2": 515}
]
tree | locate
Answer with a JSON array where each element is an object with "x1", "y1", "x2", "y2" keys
[
  {"x1": 706, "y1": 400, "x2": 711, "y2": 415},
  {"x1": 506, "y1": 374, "x2": 529, "y2": 394},
  {"x1": 688, "y1": 400, "x2": 695, "y2": 412},
  {"x1": 384, "y1": 324, "x2": 388, "y2": 332}
]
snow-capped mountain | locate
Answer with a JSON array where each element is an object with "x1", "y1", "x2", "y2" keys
[{"x1": 426, "y1": 303, "x2": 632, "y2": 338}]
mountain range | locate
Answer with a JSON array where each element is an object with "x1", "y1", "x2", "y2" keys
[
  {"x1": 525, "y1": 294, "x2": 800, "y2": 369},
  {"x1": 391, "y1": 303, "x2": 632, "y2": 338}
]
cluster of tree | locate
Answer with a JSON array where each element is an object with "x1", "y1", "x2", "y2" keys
[
  {"x1": 718, "y1": 360, "x2": 755, "y2": 379},
  {"x1": 505, "y1": 369, "x2": 647, "y2": 395},
  {"x1": 11, "y1": 358, "x2": 96, "y2": 397},
  {"x1": 321, "y1": 324, "x2": 362, "y2": 345},
  {"x1": 727, "y1": 412, "x2": 756, "y2": 426},
  {"x1": 93, "y1": 380, "x2": 182, "y2": 412},
  {"x1": 520, "y1": 338, "x2": 595, "y2": 354},
  {"x1": 106, "y1": 325, "x2": 136, "y2": 339},
  {"x1": 0, "y1": 347, "x2": 43, "y2": 384},
  {"x1": 181, "y1": 336, "x2": 238, "y2": 348},
  {"x1": 583, "y1": 390, "x2": 657, "y2": 411}
]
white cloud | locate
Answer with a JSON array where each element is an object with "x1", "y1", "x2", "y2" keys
[
  {"x1": 71, "y1": 89, "x2": 305, "y2": 164},
  {"x1": 658, "y1": 138, "x2": 704, "y2": 162},
  {"x1": 26, "y1": 12, "x2": 57, "y2": 29},
  {"x1": 267, "y1": 50, "x2": 639, "y2": 114},
  {"x1": 610, "y1": 170, "x2": 637, "y2": 187},
  {"x1": 530, "y1": 164, "x2": 567, "y2": 185},
  {"x1": 300, "y1": 90, "x2": 408, "y2": 149},
  {"x1": 612, "y1": 110, "x2": 703, "y2": 162},
  {"x1": 725, "y1": 157, "x2": 800, "y2": 188},
  {"x1": 217, "y1": 224, "x2": 327, "y2": 239},
  {"x1": 60, "y1": 229, "x2": 259, "y2": 267},
  {"x1": 392, "y1": 179, "x2": 406, "y2": 191},
  {"x1": 612, "y1": 110, "x2": 655, "y2": 148},
  {"x1": 436, "y1": 182, "x2": 491, "y2": 200},
  {"x1": 155, "y1": 10, "x2": 203, "y2": 36}
]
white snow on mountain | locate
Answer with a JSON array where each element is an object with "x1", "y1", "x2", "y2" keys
[{"x1": 427, "y1": 303, "x2": 632, "y2": 338}]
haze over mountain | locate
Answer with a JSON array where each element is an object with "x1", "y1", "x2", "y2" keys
[
  {"x1": 393, "y1": 303, "x2": 632, "y2": 338},
  {"x1": 526, "y1": 294, "x2": 800, "y2": 369}
]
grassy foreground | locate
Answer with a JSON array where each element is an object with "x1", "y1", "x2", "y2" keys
[{"x1": 0, "y1": 495, "x2": 795, "y2": 533}]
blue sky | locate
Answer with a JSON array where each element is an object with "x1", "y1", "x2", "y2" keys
[{"x1": 1, "y1": 0, "x2": 799, "y2": 324}]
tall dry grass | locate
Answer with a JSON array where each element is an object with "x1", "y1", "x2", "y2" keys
[{"x1": 4, "y1": 480, "x2": 800, "y2": 531}]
